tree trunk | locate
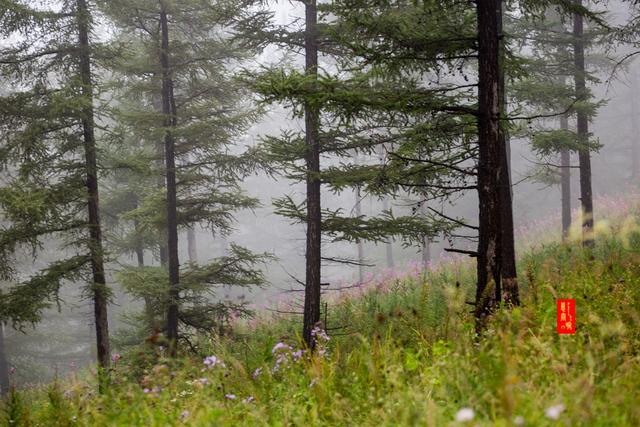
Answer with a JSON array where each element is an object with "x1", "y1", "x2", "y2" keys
[
  {"x1": 77, "y1": 0, "x2": 110, "y2": 375},
  {"x1": 631, "y1": 71, "x2": 639, "y2": 181},
  {"x1": 560, "y1": 116, "x2": 571, "y2": 240},
  {"x1": 382, "y1": 196, "x2": 394, "y2": 269},
  {"x1": 475, "y1": 0, "x2": 503, "y2": 328},
  {"x1": 0, "y1": 323, "x2": 9, "y2": 396},
  {"x1": 419, "y1": 201, "x2": 431, "y2": 267},
  {"x1": 302, "y1": 0, "x2": 322, "y2": 349},
  {"x1": 187, "y1": 227, "x2": 197, "y2": 263},
  {"x1": 497, "y1": 0, "x2": 519, "y2": 306},
  {"x1": 159, "y1": 3, "x2": 180, "y2": 355},
  {"x1": 573, "y1": 1, "x2": 594, "y2": 248},
  {"x1": 354, "y1": 156, "x2": 364, "y2": 283}
]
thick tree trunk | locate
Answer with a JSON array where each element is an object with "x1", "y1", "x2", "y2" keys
[
  {"x1": 0, "y1": 323, "x2": 9, "y2": 396},
  {"x1": 573, "y1": 1, "x2": 594, "y2": 248},
  {"x1": 159, "y1": 4, "x2": 180, "y2": 355},
  {"x1": 77, "y1": 0, "x2": 110, "y2": 374},
  {"x1": 187, "y1": 227, "x2": 197, "y2": 263},
  {"x1": 475, "y1": 0, "x2": 503, "y2": 328},
  {"x1": 302, "y1": 0, "x2": 321, "y2": 349},
  {"x1": 497, "y1": 0, "x2": 518, "y2": 306},
  {"x1": 560, "y1": 116, "x2": 572, "y2": 240}
]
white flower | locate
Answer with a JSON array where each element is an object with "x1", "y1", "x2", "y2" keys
[
  {"x1": 455, "y1": 407, "x2": 475, "y2": 422},
  {"x1": 545, "y1": 404, "x2": 565, "y2": 420},
  {"x1": 513, "y1": 415, "x2": 525, "y2": 425},
  {"x1": 225, "y1": 393, "x2": 237, "y2": 400},
  {"x1": 243, "y1": 396, "x2": 255, "y2": 403}
]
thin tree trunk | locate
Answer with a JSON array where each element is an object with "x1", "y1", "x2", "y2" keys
[
  {"x1": 475, "y1": 0, "x2": 503, "y2": 328},
  {"x1": 560, "y1": 116, "x2": 572, "y2": 240},
  {"x1": 354, "y1": 154, "x2": 364, "y2": 283},
  {"x1": 497, "y1": 0, "x2": 519, "y2": 306},
  {"x1": 187, "y1": 227, "x2": 197, "y2": 263},
  {"x1": 573, "y1": 1, "x2": 594, "y2": 248},
  {"x1": 382, "y1": 196, "x2": 394, "y2": 268},
  {"x1": 153, "y1": 95, "x2": 169, "y2": 267},
  {"x1": 631, "y1": 71, "x2": 639, "y2": 181},
  {"x1": 302, "y1": 0, "x2": 322, "y2": 349},
  {"x1": 77, "y1": 0, "x2": 110, "y2": 375},
  {"x1": 159, "y1": 3, "x2": 180, "y2": 355},
  {"x1": 134, "y1": 210, "x2": 156, "y2": 332},
  {"x1": 0, "y1": 323, "x2": 9, "y2": 396},
  {"x1": 420, "y1": 202, "x2": 431, "y2": 267}
]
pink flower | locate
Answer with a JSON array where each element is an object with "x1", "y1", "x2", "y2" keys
[
  {"x1": 225, "y1": 394, "x2": 236, "y2": 400},
  {"x1": 111, "y1": 353, "x2": 121, "y2": 363}
]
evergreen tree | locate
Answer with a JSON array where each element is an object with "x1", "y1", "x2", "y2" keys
[
  {"x1": 0, "y1": 0, "x2": 112, "y2": 376},
  {"x1": 100, "y1": 0, "x2": 272, "y2": 353}
]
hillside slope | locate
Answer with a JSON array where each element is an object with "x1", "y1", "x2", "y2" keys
[{"x1": 5, "y1": 223, "x2": 640, "y2": 426}]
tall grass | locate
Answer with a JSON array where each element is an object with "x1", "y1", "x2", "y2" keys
[{"x1": 4, "y1": 214, "x2": 640, "y2": 426}]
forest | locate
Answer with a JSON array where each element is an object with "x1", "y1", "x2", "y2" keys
[{"x1": 1, "y1": 0, "x2": 640, "y2": 425}]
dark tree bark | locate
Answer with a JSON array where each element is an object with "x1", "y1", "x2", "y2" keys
[
  {"x1": 497, "y1": 1, "x2": 519, "y2": 306},
  {"x1": 77, "y1": 0, "x2": 110, "y2": 374},
  {"x1": 302, "y1": 0, "x2": 322, "y2": 349},
  {"x1": 573, "y1": 1, "x2": 594, "y2": 248},
  {"x1": 560, "y1": 116, "x2": 572, "y2": 240},
  {"x1": 159, "y1": 2, "x2": 181, "y2": 355},
  {"x1": 0, "y1": 323, "x2": 9, "y2": 396},
  {"x1": 475, "y1": 0, "x2": 503, "y2": 328}
]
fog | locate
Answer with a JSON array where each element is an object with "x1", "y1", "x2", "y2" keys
[{"x1": 2, "y1": 0, "x2": 639, "y2": 388}]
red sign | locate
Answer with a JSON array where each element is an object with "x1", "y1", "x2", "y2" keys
[{"x1": 557, "y1": 299, "x2": 576, "y2": 334}]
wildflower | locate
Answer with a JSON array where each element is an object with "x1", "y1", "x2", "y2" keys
[
  {"x1": 455, "y1": 407, "x2": 475, "y2": 422},
  {"x1": 292, "y1": 349, "x2": 305, "y2": 361},
  {"x1": 243, "y1": 396, "x2": 255, "y2": 403},
  {"x1": 311, "y1": 325, "x2": 330, "y2": 342},
  {"x1": 111, "y1": 353, "x2": 121, "y2": 364},
  {"x1": 271, "y1": 342, "x2": 292, "y2": 354},
  {"x1": 143, "y1": 388, "x2": 151, "y2": 394},
  {"x1": 225, "y1": 394, "x2": 236, "y2": 400},
  {"x1": 545, "y1": 404, "x2": 565, "y2": 420},
  {"x1": 180, "y1": 410, "x2": 190, "y2": 420},
  {"x1": 252, "y1": 367, "x2": 262, "y2": 379},
  {"x1": 203, "y1": 355, "x2": 225, "y2": 369},
  {"x1": 513, "y1": 415, "x2": 525, "y2": 426},
  {"x1": 197, "y1": 378, "x2": 209, "y2": 385}
]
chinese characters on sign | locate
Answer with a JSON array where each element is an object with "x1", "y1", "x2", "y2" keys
[{"x1": 557, "y1": 299, "x2": 576, "y2": 334}]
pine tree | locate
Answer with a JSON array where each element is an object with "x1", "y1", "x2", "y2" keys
[
  {"x1": 100, "y1": 0, "x2": 272, "y2": 352},
  {"x1": 0, "y1": 0, "x2": 111, "y2": 377}
]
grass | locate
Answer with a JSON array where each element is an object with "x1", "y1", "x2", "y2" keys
[{"x1": 4, "y1": 219, "x2": 640, "y2": 426}]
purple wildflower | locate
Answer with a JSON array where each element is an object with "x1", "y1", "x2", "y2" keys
[
  {"x1": 225, "y1": 394, "x2": 236, "y2": 400},
  {"x1": 252, "y1": 367, "x2": 262, "y2": 379},
  {"x1": 203, "y1": 355, "x2": 225, "y2": 369}
]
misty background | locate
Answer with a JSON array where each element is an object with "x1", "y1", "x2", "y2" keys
[{"x1": 3, "y1": 0, "x2": 639, "y2": 387}]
